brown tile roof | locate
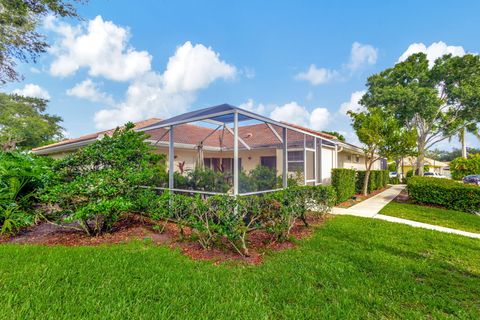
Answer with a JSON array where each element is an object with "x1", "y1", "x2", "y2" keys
[
  {"x1": 32, "y1": 118, "x2": 162, "y2": 152},
  {"x1": 34, "y1": 117, "x2": 340, "y2": 153}
]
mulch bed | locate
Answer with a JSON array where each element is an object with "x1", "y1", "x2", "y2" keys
[
  {"x1": 336, "y1": 186, "x2": 391, "y2": 208},
  {"x1": 0, "y1": 213, "x2": 330, "y2": 265}
]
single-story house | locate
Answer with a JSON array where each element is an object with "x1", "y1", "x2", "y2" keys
[
  {"x1": 32, "y1": 104, "x2": 383, "y2": 187},
  {"x1": 397, "y1": 156, "x2": 450, "y2": 177}
]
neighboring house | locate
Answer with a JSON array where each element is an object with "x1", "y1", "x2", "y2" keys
[
  {"x1": 32, "y1": 104, "x2": 383, "y2": 185},
  {"x1": 397, "y1": 156, "x2": 450, "y2": 177}
]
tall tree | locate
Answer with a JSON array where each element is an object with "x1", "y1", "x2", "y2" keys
[
  {"x1": 361, "y1": 53, "x2": 480, "y2": 175},
  {"x1": 348, "y1": 108, "x2": 416, "y2": 195},
  {"x1": 0, "y1": 93, "x2": 63, "y2": 150},
  {"x1": 0, "y1": 0, "x2": 82, "y2": 84}
]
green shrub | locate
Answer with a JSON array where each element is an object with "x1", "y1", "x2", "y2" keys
[
  {"x1": 0, "y1": 152, "x2": 53, "y2": 234},
  {"x1": 136, "y1": 185, "x2": 336, "y2": 255},
  {"x1": 41, "y1": 123, "x2": 164, "y2": 236},
  {"x1": 450, "y1": 154, "x2": 480, "y2": 180},
  {"x1": 389, "y1": 176, "x2": 401, "y2": 184},
  {"x1": 407, "y1": 176, "x2": 480, "y2": 213},
  {"x1": 331, "y1": 168, "x2": 356, "y2": 203},
  {"x1": 356, "y1": 170, "x2": 389, "y2": 194},
  {"x1": 387, "y1": 162, "x2": 397, "y2": 172}
]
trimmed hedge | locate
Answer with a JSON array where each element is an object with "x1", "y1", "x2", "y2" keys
[
  {"x1": 356, "y1": 170, "x2": 389, "y2": 194},
  {"x1": 331, "y1": 168, "x2": 356, "y2": 203},
  {"x1": 407, "y1": 176, "x2": 480, "y2": 213}
]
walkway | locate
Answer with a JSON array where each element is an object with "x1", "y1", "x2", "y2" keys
[{"x1": 331, "y1": 185, "x2": 480, "y2": 239}]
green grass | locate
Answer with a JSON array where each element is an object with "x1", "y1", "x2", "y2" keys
[
  {"x1": 1, "y1": 216, "x2": 479, "y2": 319},
  {"x1": 381, "y1": 201, "x2": 480, "y2": 234}
]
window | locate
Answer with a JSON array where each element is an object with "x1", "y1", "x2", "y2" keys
[
  {"x1": 260, "y1": 156, "x2": 277, "y2": 170},
  {"x1": 288, "y1": 150, "x2": 304, "y2": 173},
  {"x1": 203, "y1": 158, "x2": 241, "y2": 173},
  {"x1": 355, "y1": 155, "x2": 360, "y2": 163},
  {"x1": 288, "y1": 151, "x2": 304, "y2": 161},
  {"x1": 347, "y1": 155, "x2": 351, "y2": 161}
]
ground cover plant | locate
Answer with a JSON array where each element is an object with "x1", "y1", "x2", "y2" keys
[
  {"x1": 380, "y1": 201, "x2": 480, "y2": 234},
  {"x1": 0, "y1": 216, "x2": 478, "y2": 319},
  {"x1": 407, "y1": 176, "x2": 480, "y2": 213}
]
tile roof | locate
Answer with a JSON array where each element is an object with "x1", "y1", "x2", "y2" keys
[
  {"x1": 31, "y1": 118, "x2": 162, "y2": 152},
  {"x1": 33, "y1": 118, "x2": 340, "y2": 154}
]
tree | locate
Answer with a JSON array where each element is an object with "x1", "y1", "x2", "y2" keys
[
  {"x1": 0, "y1": 0, "x2": 82, "y2": 84},
  {"x1": 0, "y1": 93, "x2": 64, "y2": 150},
  {"x1": 361, "y1": 53, "x2": 480, "y2": 176},
  {"x1": 348, "y1": 108, "x2": 416, "y2": 195},
  {"x1": 322, "y1": 131, "x2": 345, "y2": 142}
]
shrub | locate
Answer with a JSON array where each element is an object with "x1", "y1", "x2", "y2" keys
[
  {"x1": 387, "y1": 162, "x2": 397, "y2": 172},
  {"x1": 238, "y1": 165, "x2": 278, "y2": 193},
  {"x1": 450, "y1": 154, "x2": 480, "y2": 180},
  {"x1": 136, "y1": 185, "x2": 336, "y2": 255},
  {"x1": 389, "y1": 176, "x2": 401, "y2": 184},
  {"x1": 331, "y1": 168, "x2": 356, "y2": 203},
  {"x1": 42, "y1": 123, "x2": 164, "y2": 236},
  {"x1": 355, "y1": 170, "x2": 389, "y2": 194},
  {"x1": 407, "y1": 176, "x2": 480, "y2": 213},
  {"x1": 0, "y1": 152, "x2": 53, "y2": 234}
]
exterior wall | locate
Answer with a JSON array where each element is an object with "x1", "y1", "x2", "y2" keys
[{"x1": 338, "y1": 150, "x2": 382, "y2": 171}]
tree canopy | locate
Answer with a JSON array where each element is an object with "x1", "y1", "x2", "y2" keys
[
  {"x1": 361, "y1": 53, "x2": 480, "y2": 175},
  {"x1": 322, "y1": 131, "x2": 345, "y2": 142},
  {"x1": 0, "y1": 93, "x2": 64, "y2": 150},
  {"x1": 0, "y1": 0, "x2": 82, "y2": 84},
  {"x1": 348, "y1": 107, "x2": 416, "y2": 195}
]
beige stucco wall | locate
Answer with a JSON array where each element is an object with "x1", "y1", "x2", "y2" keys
[{"x1": 338, "y1": 150, "x2": 382, "y2": 170}]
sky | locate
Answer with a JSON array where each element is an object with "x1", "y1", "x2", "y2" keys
[{"x1": 3, "y1": 0, "x2": 480, "y2": 150}]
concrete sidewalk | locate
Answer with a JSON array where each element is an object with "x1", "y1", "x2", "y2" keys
[
  {"x1": 332, "y1": 184, "x2": 406, "y2": 217},
  {"x1": 331, "y1": 184, "x2": 480, "y2": 239}
]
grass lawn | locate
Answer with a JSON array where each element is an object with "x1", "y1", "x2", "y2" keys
[
  {"x1": 1, "y1": 216, "x2": 479, "y2": 319},
  {"x1": 380, "y1": 201, "x2": 480, "y2": 234}
]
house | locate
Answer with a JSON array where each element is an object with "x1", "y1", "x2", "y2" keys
[
  {"x1": 397, "y1": 156, "x2": 450, "y2": 177},
  {"x1": 32, "y1": 104, "x2": 383, "y2": 187}
]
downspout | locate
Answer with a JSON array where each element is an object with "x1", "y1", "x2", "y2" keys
[{"x1": 336, "y1": 145, "x2": 344, "y2": 168}]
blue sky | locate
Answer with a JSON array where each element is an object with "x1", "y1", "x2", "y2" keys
[{"x1": 4, "y1": 0, "x2": 480, "y2": 150}]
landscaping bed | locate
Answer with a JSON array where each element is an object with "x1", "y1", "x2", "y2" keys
[{"x1": 0, "y1": 213, "x2": 329, "y2": 265}]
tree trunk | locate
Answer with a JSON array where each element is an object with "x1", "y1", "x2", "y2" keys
[
  {"x1": 416, "y1": 150, "x2": 425, "y2": 176},
  {"x1": 362, "y1": 169, "x2": 370, "y2": 196},
  {"x1": 416, "y1": 135, "x2": 427, "y2": 176},
  {"x1": 461, "y1": 128, "x2": 467, "y2": 158}
]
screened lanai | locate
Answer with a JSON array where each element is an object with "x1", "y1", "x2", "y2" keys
[{"x1": 139, "y1": 104, "x2": 339, "y2": 196}]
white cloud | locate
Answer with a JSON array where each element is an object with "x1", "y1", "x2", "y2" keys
[
  {"x1": 94, "y1": 42, "x2": 237, "y2": 129},
  {"x1": 66, "y1": 79, "x2": 114, "y2": 105},
  {"x1": 45, "y1": 16, "x2": 237, "y2": 129},
  {"x1": 47, "y1": 15, "x2": 152, "y2": 81},
  {"x1": 162, "y1": 41, "x2": 236, "y2": 93},
  {"x1": 270, "y1": 101, "x2": 330, "y2": 130},
  {"x1": 339, "y1": 90, "x2": 366, "y2": 115},
  {"x1": 295, "y1": 64, "x2": 339, "y2": 85},
  {"x1": 238, "y1": 98, "x2": 266, "y2": 115},
  {"x1": 346, "y1": 42, "x2": 378, "y2": 71},
  {"x1": 398, "y1": 41, "x2": 466, "y2": 67},
  {"x1": 13, "y1": 84, "x2": 51, "y2": 99},
  {"x1": 296, "y1": 42, "x2": 377, "y2": 85}
]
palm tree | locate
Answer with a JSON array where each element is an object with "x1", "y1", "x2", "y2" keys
[{"x1": 454, "y1": 124, "x2": 480, "y2": 158}]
